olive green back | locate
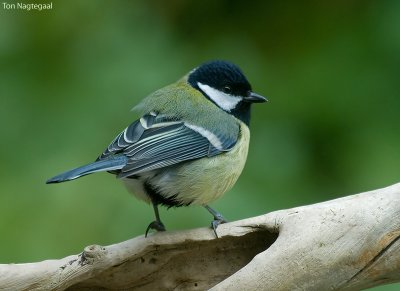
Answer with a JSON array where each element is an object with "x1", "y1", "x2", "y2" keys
[{"x1": 134, "y1": 75, "x2": 240, "y2": 140}]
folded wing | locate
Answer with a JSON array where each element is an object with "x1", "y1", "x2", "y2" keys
[{"x1": 99, "y1": 113, "x2": 238, "y2": 178}]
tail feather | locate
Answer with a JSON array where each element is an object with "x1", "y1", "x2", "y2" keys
[{"x1": 46, "y1": 155, "x2": 128, "y2": 184}]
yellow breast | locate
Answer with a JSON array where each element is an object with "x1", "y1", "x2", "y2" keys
[{"x1": 151, "y1": 122, "x2": 250, "y2": 206}]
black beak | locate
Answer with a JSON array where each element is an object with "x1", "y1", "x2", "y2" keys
[{"x1": 244, "y1": 92, "x2": 268, "y2": 103}]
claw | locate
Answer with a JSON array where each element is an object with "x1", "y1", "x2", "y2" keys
[
  {"x1": 145, "y1": 220, "x2": 166, "y2": 237},
  {"x1": 145, "y1": 200, "x2": 166, "y2": 237},
  {"x1": 204, "y1": 205, "x2": 227, "y2": 238},
  {"x1": 211, "y1": 218, "x2": 227, "y2": 238}
]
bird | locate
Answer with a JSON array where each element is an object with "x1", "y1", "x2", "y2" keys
[{"x1": 46, "y1": 60, "x2": 267, "y2": 237}]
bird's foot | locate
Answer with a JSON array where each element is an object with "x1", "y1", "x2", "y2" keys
[
  {"x1": 145, "y1": 220, "x2": 166, "y2": 237},
  {"x1": 204, "y1": 205, "x2": 228, "y2": 238},
  {"x1": 211, "y1": 215, "x2": 227, "y2": 238}
]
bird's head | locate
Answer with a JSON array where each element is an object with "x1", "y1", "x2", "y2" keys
[{"x1": 188, "y1": 60, "x2": 267, "y2": 124}]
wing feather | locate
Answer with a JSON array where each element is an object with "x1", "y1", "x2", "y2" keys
[{"x1": 97, "y1": 113, "x2": 238, "y2": 178}]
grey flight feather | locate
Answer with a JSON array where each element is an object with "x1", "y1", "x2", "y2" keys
[
  {"x1": 103, "y1": 113, "x2": 238, "y2": 178},
  {"x1": 46, "y1": 155, "x2": 128, "y2": 184},
  {"x1": 118, "y1": 124, "x2": 211, "y2": 178},
  {"x1": 47, "y1": 113, "x2": 238, "y2": 183}
]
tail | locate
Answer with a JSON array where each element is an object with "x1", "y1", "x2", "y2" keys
[{"x1": 46, "y1": 155, "x2": 128, "y2": 184}]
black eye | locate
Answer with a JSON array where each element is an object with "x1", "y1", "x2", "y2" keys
[{"x1": 223, "y1": 85, "x2": 232, "y2": 94}]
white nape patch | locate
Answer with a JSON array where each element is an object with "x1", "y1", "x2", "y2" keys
[
  {"x1": 197, "y1": 82, "x2": 242, "y2": 111},
  {"x1": 185, "y1": 123, "x2": 223, "y2": 150}
]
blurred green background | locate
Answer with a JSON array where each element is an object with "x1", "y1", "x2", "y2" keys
[{"x1": 1, "y1": 1, "x2": 399, "y2": 289}]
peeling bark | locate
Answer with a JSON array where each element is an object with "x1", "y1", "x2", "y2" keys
[{"x1": 1, "y1": 183, "x2": 399, "y2": 290}]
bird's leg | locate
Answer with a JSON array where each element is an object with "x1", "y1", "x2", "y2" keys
[
  {"x1": 145, "y1": 201, "x2": 166, "y2": 237},
  {"x1": 204, "y1": 205, "x2": 227, "y2": 238}
]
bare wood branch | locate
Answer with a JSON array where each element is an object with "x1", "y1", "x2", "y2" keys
[{"x1": 1, "y1": 183, "x2": 399, "y2": 290}]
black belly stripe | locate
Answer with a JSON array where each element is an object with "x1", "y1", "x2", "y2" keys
[{"x1": 143, "y1": 181, "x2": 192, "y2": 208}]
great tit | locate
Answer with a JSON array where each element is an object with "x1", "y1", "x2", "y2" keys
[{"x1": 47, "y1": 60, "x2": 267, "y2": 237}]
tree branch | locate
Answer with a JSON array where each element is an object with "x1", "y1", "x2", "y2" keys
[{"x1": 1, "y1": 183, "x2": 399, "y2": 290}]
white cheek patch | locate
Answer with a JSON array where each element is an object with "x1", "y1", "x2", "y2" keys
[{"x1": 197, "y1": 82, "x2": 242, "y2": 111}]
